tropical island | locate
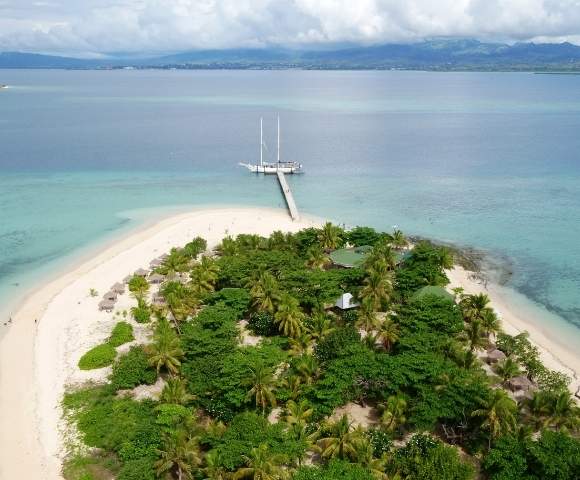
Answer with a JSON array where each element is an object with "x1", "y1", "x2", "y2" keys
[
  {"x1": 61, "y1": 215, "x2": 580, "y2": 479},
  {"x1": 0, "y1": 208, "x2": 578, "y2": 480}
]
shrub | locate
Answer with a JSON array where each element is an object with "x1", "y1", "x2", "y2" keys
[
  {"x1": 314, "y1": 325, "x2": 361, "y2": 362},
  {"x1": 131, "y1": 306, "x2": 151, "y2": 324},
  {"x1": 247, "y1": 311, "x2": 277, "y2": 336},
  {"x1": 108, "y1": 322, "x2": 134, "y2": 347},
  {"x1": 206, "y1": 288, "x2": 251, "y2": 319},
  {"x1": 117, "y1": 458, "x2": 155, "y2": 480},
  {"x1": 78, "y1": 343, "x2": 116, "y2": 370},
  {"x1": 294, "y1": 460, "x2": 373, "y2": 480},
  {"x1": 110, "y1": 346, "x2": 156, "y2": 390}
]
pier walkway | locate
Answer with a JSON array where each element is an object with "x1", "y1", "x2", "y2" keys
[{"x1": 276, "y1": 171, "x2": 300, "y2": 221}]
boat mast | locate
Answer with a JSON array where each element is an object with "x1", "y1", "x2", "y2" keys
[
  {"x1": 260, "y1": 117, "x2": 263, "y2": 168},
  {"x1": 277, "y1": 116, "x2": 280, "y2": 164}
]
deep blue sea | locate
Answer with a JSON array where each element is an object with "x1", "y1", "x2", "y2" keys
[{"x1": 1, "y1": 69, "x2": 580, "y2": 347}]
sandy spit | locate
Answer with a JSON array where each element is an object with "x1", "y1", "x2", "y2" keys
[{"x1": 0, "y1": 207, "x2": 320, "y2": 480}]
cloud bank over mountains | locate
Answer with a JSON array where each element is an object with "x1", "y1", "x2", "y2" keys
[{"x1": 1, "y1": 0, "x2": 580, "y2": 56}]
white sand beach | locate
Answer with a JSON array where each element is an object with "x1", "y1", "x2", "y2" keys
[
  {"x1": 1, "y1": 207, "x2": 579, "y2": 479},
  {"x1": 0, "y1": 207, "x2": 320, "y2": 480},
  {"x1": 446, "y1": 266, "x2": 580, "y2": 395}
]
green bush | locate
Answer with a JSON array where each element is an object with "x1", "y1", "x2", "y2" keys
[
  {"x1": 314, "y1": 325, "x2": 361, "y2": 362},
  {"x1": 247, "y1": 311, "x2": 277, "y2": 336},
  {"x1": 110, "y1": 346, "x2": 157, "y2": 390},
  {"x1": 117, "y1": 458, "x2": 155, "y2": 480},
  {"x1": 131, "y1": 306, "x2": 151, "y2": 324},
  {"x1": 78, "y1": 343, "x2": 116, "y2": 370},
  {"x1": 108, "y1": 322, "x2": 134, "y2": 347},
  {"x1": 206, "y1": 288, "x2": 251, "y2": 318},
  {"x1": 294, "y1": 460, "x2": 373, "y2": 480}
]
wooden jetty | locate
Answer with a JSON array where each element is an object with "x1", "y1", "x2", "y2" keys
[{"x1": 276, "y1": 170, "x2": 300, "y2": 221}]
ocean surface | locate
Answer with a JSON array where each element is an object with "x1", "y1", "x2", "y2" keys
[{"x1": 1, "y1": 69, "x2": 580, "y2": 349}]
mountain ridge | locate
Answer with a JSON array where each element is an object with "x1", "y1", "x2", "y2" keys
[{"x1": 2, "y1": 39, "x2": 580, "y2": 71}]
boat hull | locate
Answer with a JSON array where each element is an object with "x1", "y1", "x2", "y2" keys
[{"x1": 239, "y1": 163, "x2": 303, "y2": 174}]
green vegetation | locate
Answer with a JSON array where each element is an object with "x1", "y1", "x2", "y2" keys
[
  {"x1": 64, "y1": 226, "x2": 579, "y2": 480},
  {"x1": 78, "y1": 343, "x2": 117, "y2": 370},
  {"x1": 109, "y1": 321, "x2": 134, "y2": 347}
]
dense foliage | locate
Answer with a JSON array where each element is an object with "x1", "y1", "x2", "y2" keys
[{"x1": 63, "y1": 227, "x2": 579, "y2": 480}]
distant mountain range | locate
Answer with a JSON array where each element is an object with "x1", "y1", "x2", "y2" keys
[{"x1": 3, "y1": 39, "x2": 580, "y2": 71}]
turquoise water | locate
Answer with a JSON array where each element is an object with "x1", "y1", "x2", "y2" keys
[{"x1": 1, "y1": 69, "x2": 580, "y2": 347}]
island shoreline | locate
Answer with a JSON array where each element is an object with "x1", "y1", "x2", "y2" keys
[{"x1": 0, "y1": 206, "x2": 578, "y2": 479}]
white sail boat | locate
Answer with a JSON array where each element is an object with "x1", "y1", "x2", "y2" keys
[{"x1": 239, "y1": 117, "x2": 303, "y2": 174}]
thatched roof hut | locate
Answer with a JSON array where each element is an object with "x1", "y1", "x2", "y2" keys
[
  {"x1": 103, "y1": 291, "x2": 117, "y2": 301},
  {"x1": 486, "y1": 349, "x2": 507, "y2": 365},
  {"x1": 507, "y1": 375, "x2": 534, "y2": 392},
  {"x1": 111, "y1": 282, "x2": 125, "y2": 294},
  {"x1": 153, "y1": 294, "x2": 166, "y2": 305},
  {"x1": 123, "y1": 275, "x2": 133, "y2": 283},
  {"x1": 134, "y1": 268, "x2": 149, "y2": 277},
  {"x1": 149, "y1": 273, "x2": 165, "y2": 284},
  {"x1": 149, "y1": 258, "x2": 163, "y2": 268},
  {"x1": 98, "y1": 300, "x2": 115, "y2": 312}
]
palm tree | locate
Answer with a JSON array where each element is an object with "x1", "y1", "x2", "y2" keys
[
  {"x1": 438, "y1": 247, "x2": 454, "y2": 269},
  {"x1": 128, "y1": 275, "x2": 149, "y2": 302},
  {"x1": 217, "y1": 236, "x2": 238, "y2": 256},
  {"x1": 274, "y1": 294, "x2": 304, "y2": 338},
  {"x1": 246, "y1": 271, "x2": 280, "y2": 313},
  {"x1": 481, "y1": 309, "x2": 501, "y2": 339},
  {"x1": 377, "y1": 317, "x2": 400, "y2": 352},
  {"x1": 543, "y1": 391, "x2": 580, "y2": 432},
  {"x1": 161, "y1": 281, "x2": 197, "y2": 332},
  {"x1": 159, "y1": 248, "x2": 190, "y2": 276},
  {"x1": 359, "y1": 270, "x2": 393, "y2": 311},
  {"x1": 289, "y1": 333, "x2": 314, "y2": 356},
  {"x1": 294, "y1": 355, "x2": 321, "y2": 385},
  {"x1": 462, "y1": 320, "x2": 488, "y2": 353},
  {"x1": 472, "y1": 389, "x2": 517, "y2": 449},
  {"x1": 495, "y1": 357, "x2": 522, "y2": 385},
  {"x1": 147, "y1": 319, "x2": 184, "y2": 376},
  {"x1": 233, "y1": 443, "x2": 287, "y2": 480},
  {"x1": 318, "y1": 222, "x2": 343, "y2": 251},
  {"x1": 283, "y1": 399, "x2": 313, "y2": 428},
  {"x1": 308, "y1": 312, "x2": 335, "y2": 342},
  {"x1": 305, "y1": 245, "x2": 331, "y2": 270},
  {"x1": 160, "y1": 377, "x2": 195, "y2": 405},
  {"x1": 155, "y1": 429, "x2": 201, "y2": 480},
  {"x1": 354, "y1": 439, "x2": 388, "y2": 480},
  {"x1": 202, "y1": 450, "x2": 230, "y2": 480},
  {"x1": 460, "y1": 293, "x2": 493, "y2": 323},
  {"x1": 316, "y1": 414, "x2": 362, "y2": 460},
  {"x1": 356, "y1": 299, "x2": 379, "y2": 333},
  {"x1": 190, "y1": 256, "x2": 220, "y2": 295},
  {"x1": 280, "y1": 374, "x2": 303, "y2": 401},
  {"x1": 268, "y1": 230, "x2": 288, "y2": 250},
  {"x1": 244, "y1": 364, "x2": 277, "y2": 415},
  {"x1": 391, "y1": 229, "x2": 407, "y2": 250},
  {"x1": 378, "y1": 394, "x2": 407, "y2": 432}
]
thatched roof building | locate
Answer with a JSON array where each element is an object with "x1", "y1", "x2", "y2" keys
[
  {"x1": 486, "y1": 349, "x2": 507, "y2": 365},
  {"x1": 134, "y1": 268, "x2": 149, "y2": 277},
  {"x1": 103, "y1": 291, "x2": 117, "y2": 301},
  {"x1": 111, "y1": 282, "x2": 125, "y2": 294},
  {"x1": 149, "y1": 273, "x2": 165, "y2": 284},
  {"x1": 98, "y1": 300, "x2": 115, "y2": 312},
  {"x1": 507, "y1": 375, "x2": 534, "y2": 392}
]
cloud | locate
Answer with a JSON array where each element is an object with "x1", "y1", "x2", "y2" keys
[{"x1": 1, "y1": 0, "x2": 580, "y2": 56}]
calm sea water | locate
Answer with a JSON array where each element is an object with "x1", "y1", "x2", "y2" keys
[{"x1": 1, "y1": 69, "x2": 580, "y2": 347}]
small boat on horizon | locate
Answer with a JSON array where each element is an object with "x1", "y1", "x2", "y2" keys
[{"x1": 239, "y1": 117, "x2": 303, "y2": 174}]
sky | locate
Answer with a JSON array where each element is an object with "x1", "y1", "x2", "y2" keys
[{"x1": 1, "y1": 0, "x2": 580, "y2": 57}]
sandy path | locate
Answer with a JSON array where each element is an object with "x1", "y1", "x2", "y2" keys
[{"x1": 0, "y1": 207, "x2": 320, "y2": 480}]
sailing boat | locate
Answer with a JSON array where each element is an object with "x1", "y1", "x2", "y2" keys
[{"x1": 239, "y1": 117, "x2": 303, "y2": 174}]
